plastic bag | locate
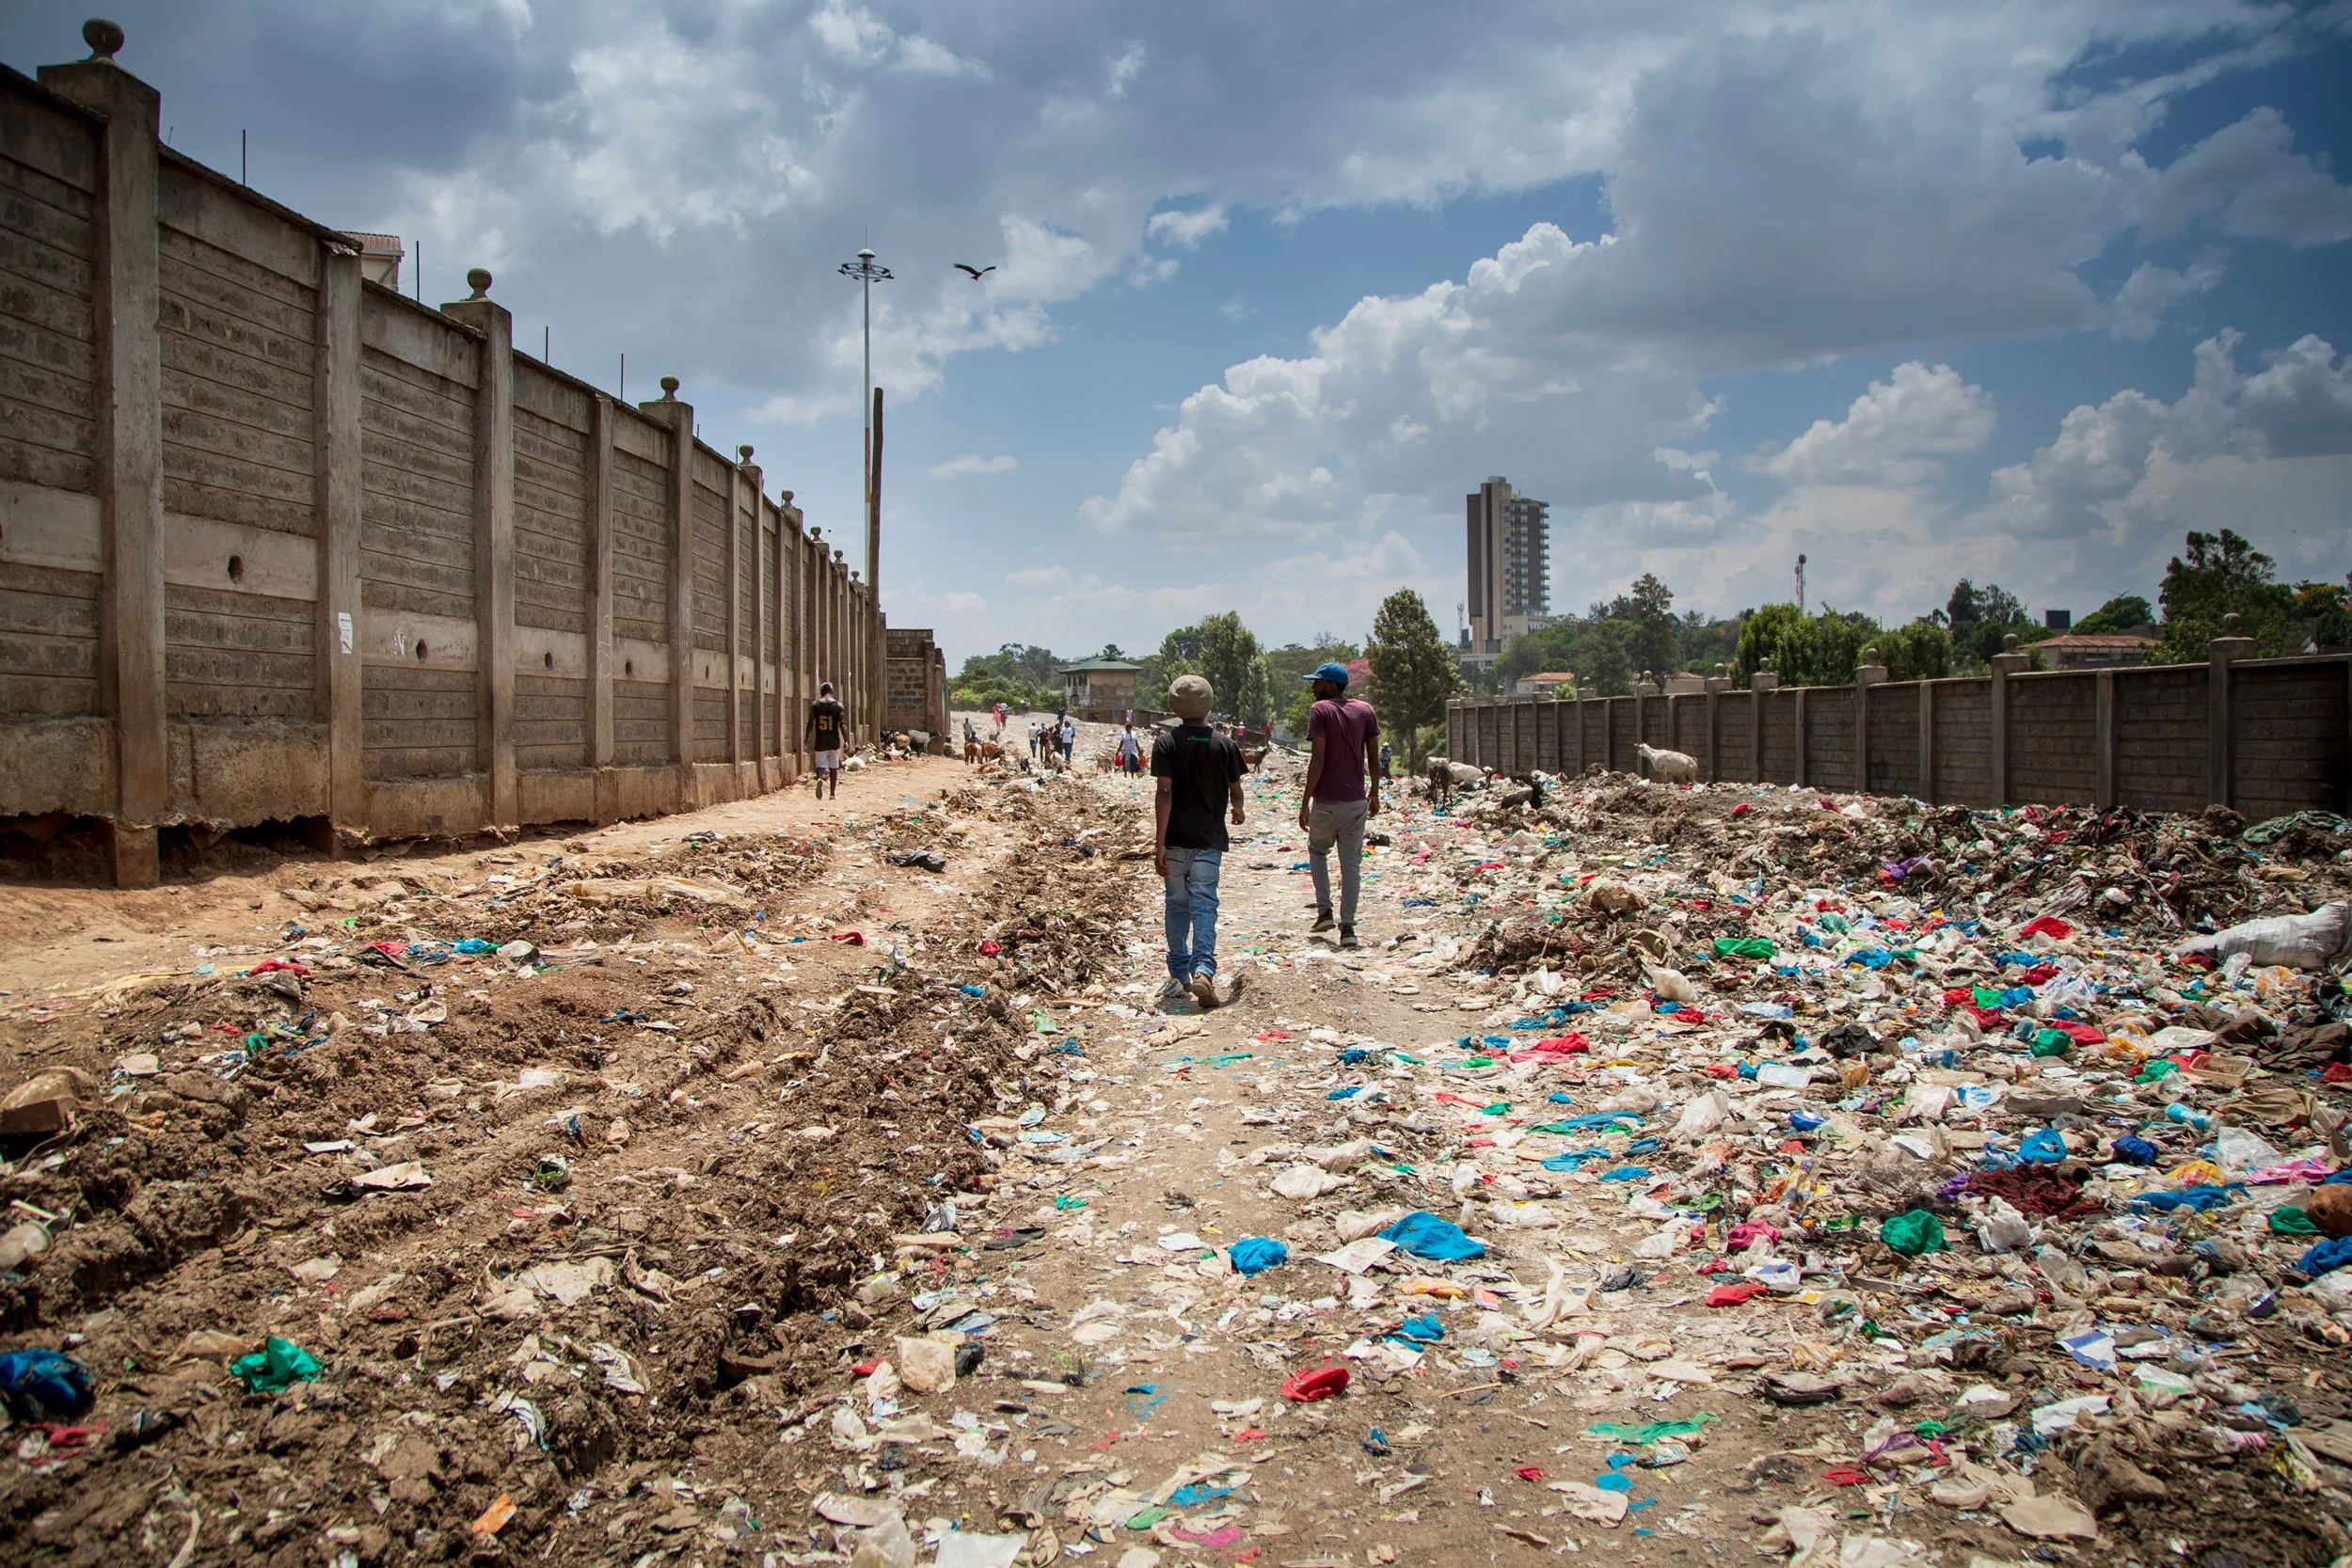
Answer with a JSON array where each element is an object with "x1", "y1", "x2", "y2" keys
[
  {"x1": 2172, "y1": 902, "x2": 2349, "y2": 971},
  {"x1": 0, "y1": 1348, "x2": 92, "y2": 1417},
  {"x1": 230, "y1": 1336, "x2": 323, "y2": 1393},
  {"x1": 2215, "y1": 1125, "x2": 2283, "y2": 1175},
  {"x1": 1376, "y1": 1211, "x2": 1486, "y2": 1259},
  {"x1": 1228, "y1": 1237, "x2": 1287, "y2": 1276},
  {"x1": 1880, "y1": 1210, "x2": 1947, "y2": 1257}
]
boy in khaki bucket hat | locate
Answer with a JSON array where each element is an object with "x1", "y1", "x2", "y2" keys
[{"x1": 1152, "y1": 673, "x2": 1247, "y2": 1011}]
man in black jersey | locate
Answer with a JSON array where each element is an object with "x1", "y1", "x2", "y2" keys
[
  {"x1": 805, "y1": 682, "x2": 850, "y2": 799},
  {"x1": 1152, "y1": 673, "x2": 1246, "y2": 1012}
]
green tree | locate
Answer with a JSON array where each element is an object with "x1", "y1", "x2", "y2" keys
[
  {"x1": 1578, "y1": 620, "x2": 1633, "y2": 696},
  {"x1": 2154, "y1": 528, "x2": 2299, "y2": 659},
  {"x1": 1136, "y1": 625, "x2": 1204, "y2": 709},
  {"x1": 2296, "y1": 577, "x2": 2351, "y2": 650},
  {"x1": 1734, "y1": 604, "x2": 1803, "y2": 687},
  {"x1": 1365, "y1": 588, "x2": 1463, "y2": 768},
  {"x1": 1237, "y1": 655, "x2": 1275, "y2": 728},
  {"x1": 1878, "y1": 617, "x2": 1951, "y2": 682},
  {"x1": 1606, "y1": 572, "x2": 1680, "y2": 680},
  {"x1": 1195, "y1": 611, "x2": 1262, "y2": 719},
  {"x1": 2072, "y1": 594, "x2": 2154, "y2": 636}
]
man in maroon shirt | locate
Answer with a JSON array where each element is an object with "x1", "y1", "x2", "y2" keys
[{"x1": 1296, "y1": 661, "x2": 1378, "y2": 947}]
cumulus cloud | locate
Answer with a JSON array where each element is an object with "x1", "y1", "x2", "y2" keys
[
  {"x1": 2137, "y1": 107, "x2": 2352, "y2": 247},
  {"x1": 1144, "y1": 204, "x2": 1229, "y2": 249},
  {"x1": 2109, "y1": 251, "x2": 2229, "y2": 340},
  {"x1": 1757, "y1": 364, "x2": 1996, "y2": 486},
  {"x1": 927, "y1": 453, "x2": 1019, "y2": 479}
]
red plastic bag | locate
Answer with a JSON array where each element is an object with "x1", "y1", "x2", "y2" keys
[
  {"x1": 1706, "y1": 1281, "x2": 1767, "y2": 1307},
  {"x1": 829, "y1": 931, "x2": 866, "y2": 945},
  {"x1": 2019, "y1": 915, "x2": 2074, "y2": 941},
  {"x1": 1280, "y1": 1364, "x2": 1349, "y2": 1402}
]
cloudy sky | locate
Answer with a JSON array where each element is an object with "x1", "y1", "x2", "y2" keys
[{"x1": 10, "y1": 1, "x2": 2347, "y2": 663}]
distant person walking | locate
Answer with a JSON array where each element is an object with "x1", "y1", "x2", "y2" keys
[
  {"x1": 1297, "y1": 660, "x2": 1378, "y2": 947},
  {"x1": 1154, "y1": 674, "x2": 1246, "y2": 1012},
  {"x1": 805, "y1": 681, "x2": 850, "y2": 800},
  {"x1": 1117, "y1": 723, "x2": 1143, "y2": 774},
  {"x1": 1059, "y1": 717, "x2": 1077, "y2": 761}
]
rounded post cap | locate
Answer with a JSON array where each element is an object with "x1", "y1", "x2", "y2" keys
[
  {"x1": 737, "y1": 444, "x2": 755, "y2": 463},
  {"x1": 2223, "y1": 611, "x2": 2242, "y2": 632},
  {"x1": 84, "y1": 18, "x2": 124, "y2": 59},
  {"x1": 659, "y1": 374, "x2": 680, "y2": 399},
  {"x1": 807, "y1": 526, "x2": 821, "y2": 539},
  {"x1": 1863, "y1": 646, "x2": 1880, "y2": 663},
  {"x1": 465, "y1": 267, "x2": 492, "y2": 298},
  {"x1": 780, "y1": 490, "x2": 794, "y2": 503},
  {"x1": 2003, "y1": 633, "x2": 2020, "y2": 652}
]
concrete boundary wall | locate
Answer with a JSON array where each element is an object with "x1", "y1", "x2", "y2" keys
[
  {"x1": 0, "y1": 47, "x2": 883, "y2": 884},
  {"x1": 1446, "y1": 642, "x2": 2352, "y2": 817}
]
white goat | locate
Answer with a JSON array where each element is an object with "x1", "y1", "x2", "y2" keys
[{"x1": 1636, "y1": 742, "x2": 1698, "y2": 784}]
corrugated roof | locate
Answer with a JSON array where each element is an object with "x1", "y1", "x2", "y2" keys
[
  {"x1": 2040, "y1": 632, "x2": 2157, "y2": 647},
  {"x1": 1058, "y1": 657, "x2": 1142, "y2": 673}
]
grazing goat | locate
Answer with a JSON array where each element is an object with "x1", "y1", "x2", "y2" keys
[
  {"x1": 1637, "y1": 742, "x2": 1698, "y2": 784},
  {"x1": 1425, "y1": 755, "x2": 1485, "y2": 803},
  {"x1": 963, "y1": 736, "x2": 982, "y2": 766}
]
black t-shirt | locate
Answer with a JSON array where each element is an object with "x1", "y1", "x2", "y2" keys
[
  {"x1": 1152, "y1": 723, "x2": 1244, "y2": 850},
  {"x1": 809, "y1": 699, "x2": 846, "y2": 748}
]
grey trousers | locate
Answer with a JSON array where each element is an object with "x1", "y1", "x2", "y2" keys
[{"x1": 1307, "y1": 798, "x2": 1368, "y2": 926}]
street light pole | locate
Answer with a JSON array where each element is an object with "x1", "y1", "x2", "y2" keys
[
  {"x1": 837, "y1": 248, "x2": 892, "y2": 589},
  {"x1": 837, "y1": 248, "x2": 892, "y2": 737}
]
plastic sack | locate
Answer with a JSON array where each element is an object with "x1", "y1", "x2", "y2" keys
[
  {"x1": 2216, "y1": 1125, "x2": 2283, "y2": 1175},
  {"x1": 2172, "y1": 902, "x2": 2349, "y2": 971},
  {"x1": 1228, "y1": 1237, "x2": 1287, "y2": 1276},
  {"x1": 1376, "y1": 1211, "x2": 1486, "y2": 1260},
  {"x1": 0, "y1": 1348, "x2": 92, "y2": 1417},
  {"x1": 1668, "y1": 1092, "x2": 1728, "y2": 1144},
  {"x1": 2018, "y1": 1128, "x2": 2068, "y2": 1164},
  {"x1": 1879, "y1": 1210, "x2": 1947, "y2": 1257},
  {"x1": 1968, "y1": 1197, "x2": 2034, "y2": 1254},
  {"x1": 230, "y1": 1335, "x2": 323, "y2": 1393}
]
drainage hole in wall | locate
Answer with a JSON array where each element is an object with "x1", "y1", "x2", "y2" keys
[
  {"x1": 227, "y1": 554, "x2": 245, "y2": 582},
  {"x1": 625, "y1": 659, "x2": 634, "y2": 676},
  {"x1": 544, "y1": 651, "x2": 554, "y2": 669},
  {"x1": 415, "y1": 641, "x2": 429, "y2": 660}
]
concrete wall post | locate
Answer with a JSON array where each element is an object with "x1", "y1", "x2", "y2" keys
[
  {"x1": 314, "y1": 245, "x2": 364, "y2": 847},
  {"x1": 441, "y1": 272, "x2": 516, "y2": 831},
  {"x1": 42, "y1": 38, "x2": 165, "y2": 886},
  {"x1": 2207, "y1": 620, "x2": 2254, "y2": 808},
  {"x1": 1917, "y1": 681, "x2": 1937, "y2": 804},
  {"x1": 2093, "y1": 669, "x2": 2116, "y2": 810},
  {"x1": 587, "y1": 397, "x2": 614, "y2": 780},
  {"x1": 1989, "y1": 636, "x2": 2028, "y2": 806},
  {"x1": 739, "y1": 453, "x2": 766, "y2": 768},
  {"x1": 642, "y1": 378, "x2": 694, "y2": 784},
  {"x1": 724, "y1": 451, "x2": 744, "y2": 766},
  {"x1": 1855, "y1": 648, "x2": 1886, "y2": 794},
  {"x1": 1750, "y1": 671, "x2": 1775, "y2": 783},
  {"x1": 1793, "y1": 688, "x2": 1809, "y2": 788}
]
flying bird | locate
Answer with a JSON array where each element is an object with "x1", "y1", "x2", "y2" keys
[{"x1": 954, "y1": 263, "x2": 995, "y2": 279}]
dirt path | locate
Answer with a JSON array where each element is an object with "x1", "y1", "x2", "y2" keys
[{"x1": 4, "y1": 739, "x2": 2345, "y2": 1568}]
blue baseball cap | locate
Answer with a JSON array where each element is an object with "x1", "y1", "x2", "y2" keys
[{"x1": 1305, "y1": 661, "x2": 1350, "y2": 688}]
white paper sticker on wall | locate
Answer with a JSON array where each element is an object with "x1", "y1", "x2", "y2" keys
[{"x1": 338, "y1": 611, "x2": 355, "y2": 654}]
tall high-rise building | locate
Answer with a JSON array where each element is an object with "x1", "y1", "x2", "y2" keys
[{"x1": 1465, "y1": 476, "x2": 1549, "y2": 656}]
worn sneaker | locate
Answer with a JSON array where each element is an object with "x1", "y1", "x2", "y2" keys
[
  {"x1": 1190, "y1": 972, "x2": 1220, "y2": 1011},
  {"x1": 1309, "y1": 911, "x2": 1337, "y2": 933},
  {"x1": 1158, "y1": 978, "x2": 1192, "y2": 1012},
  {"x1": 1338, "y1": 927, "x2": 1360, "y2": 949}
]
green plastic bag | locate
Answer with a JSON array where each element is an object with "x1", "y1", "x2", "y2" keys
[
  {"x1": 1712, "y1": 937, "x2": 1775, "y2": 960},
  {"x1": 2271, "y1": 1207, "x2": 2322, "y2": 1236},
  {"x1": 230, "y1": 1336, "x2": 322, "y2": 1393},
  {"x1": 1879, "y1": 1210, "x2": 1947, "y2": 1258},
  {"x1": 2028, "y1": 1028, "x2": 2073, "y2": 1057},
  {"x1": 2134, "y1": 1058, "x2": 2180, "y2": 1084},
  {"x1": 1587, "y1": 1413, "x2": 1720, "y2": 1445},
  {"x1": 1972, "y1": 986, "x2": 2005, "y2": 1009}
]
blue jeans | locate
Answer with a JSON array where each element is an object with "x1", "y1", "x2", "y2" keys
[{"x1": 1163, "y1": 847, "x2": 1223, "y2": 982}]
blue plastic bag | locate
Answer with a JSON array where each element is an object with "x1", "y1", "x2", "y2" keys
[
  {"x1": 1377, "y1": 1211, "x2": 1486, "y2": 1260},
  {"x1": 1229, "y1": 1237, "x2": 1287, "y2": 1276},
  {"x1": 2018, "y1": 1127, "x2": 2068, "y2": 1164},
  {"x1": 2299, "y1": 1235, "x2": 2352, "y2": 1276},
  {"x1": 1388, "y1": 1313, "x2": 1445, "y2": 1345},
  {"x1": 2110, "y1": 1135, "x2": 2158, "y2": 1165},
  {"x1": 0, "y1": 1348, "x2": 92, "y2": 1417}
]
